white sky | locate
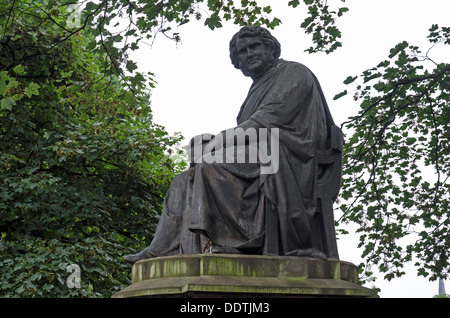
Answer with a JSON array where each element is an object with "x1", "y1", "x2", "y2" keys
[{"x1": 130, "y1": 0, "x2": 450, "y2": 298}]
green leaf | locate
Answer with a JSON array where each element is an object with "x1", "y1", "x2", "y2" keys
[
  {"x1": 363, "y1": 72, "x2": 382, "y2": 83},
  {"x1": 288, "y1": 0, "x2": 300, "y2": 8},
  {"x1": 13, "y1": 64, "x2": 26, "y2": 75},
  {"x1": 338, "y1": 7, "x2": 349, "y2": 17},
  {"x1": 125, "y1": 60, "x2": 138, "y2": 73},
  {"x1": 333, "y1": 90, "x2": 347, "y2": 100},
  {"x1": 388, "y1": 41, "x2": 408, "y2": 58},
  {"x1": 24, "y1": 82, "x2": 40, "y2": 98},
  {"x1": 1, "y1": 97, "x2": 16, "y2": 110},
  {"x1": 343, "y1": 76, "x2": 357, "y2": 85},
  {"x1": 204, "y1": 13, "x2": 222, "y2": 30}
]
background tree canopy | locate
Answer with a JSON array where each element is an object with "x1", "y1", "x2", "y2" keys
[
  {"x1": 0, "y1": 0, "x2": 187, "y2": 297},
  {"x1": 0, "y1": 0, "x2": 448, "y2": 297},
  {"x1": 335, "y1": 25, "x2": 449, "y2": 283}
]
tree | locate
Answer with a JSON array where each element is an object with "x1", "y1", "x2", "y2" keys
[
  {"x1": 0, "y1": 0, "x2": 186, "y2": 297},
  {"x1": 334, "y1": 25, "x2": 449, "y2": 282}
]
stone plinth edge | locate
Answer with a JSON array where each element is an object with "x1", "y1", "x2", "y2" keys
[{"x1": 112, "y1": 254, "x2": 377, "y2": 298}]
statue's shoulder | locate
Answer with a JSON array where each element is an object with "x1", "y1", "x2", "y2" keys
[
  {"x1": 277, "y1": 59, "x2": 315, "y2": 82},
  {"x1": 280, "y1": 59, "x2": 312, "y2": 73}
]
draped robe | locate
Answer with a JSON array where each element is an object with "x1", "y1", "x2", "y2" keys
[{"x1": 145, "y1": 59, "x2": 330, "y2": 256}]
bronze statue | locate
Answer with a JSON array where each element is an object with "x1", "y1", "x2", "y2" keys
[{"x1": 124, "y1": 26, "x2": 342, "y2": 264}]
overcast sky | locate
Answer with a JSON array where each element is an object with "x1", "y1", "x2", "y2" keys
[{"x1": 130, "y1": 0, "x2": 450, "y2": 297}]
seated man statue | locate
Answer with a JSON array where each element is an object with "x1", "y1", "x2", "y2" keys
[{"x1": 125, "y1": 26, "x2": 338, "y2": 263}]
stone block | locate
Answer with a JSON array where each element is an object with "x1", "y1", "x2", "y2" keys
[{"x1": 112, "y1": 254, "x2": 377, "y2": 298}]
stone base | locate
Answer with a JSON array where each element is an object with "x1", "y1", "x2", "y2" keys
[{"x1": 112, "y1": 254, "x2": 376, "y2": 298}]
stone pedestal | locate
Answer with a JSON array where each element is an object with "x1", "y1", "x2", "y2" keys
[{"x1": 112, "y1": 254, "x2": 376, "y2": 298}]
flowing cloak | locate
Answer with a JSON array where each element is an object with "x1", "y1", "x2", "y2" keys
[{"x1": 145, "y1": 59, "x2": 331, "y2": 256}]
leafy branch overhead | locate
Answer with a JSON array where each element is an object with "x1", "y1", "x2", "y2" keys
[
  {"x1": 334, "y1": 24, "x2": 450, "y2": 282},
  {"x1": 1, "y1": 1, "x2": 348, "y2": 91}
]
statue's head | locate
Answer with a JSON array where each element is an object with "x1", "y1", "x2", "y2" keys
[{"x1": 229, "y1": 26, "x2": 281, "y2": 79}]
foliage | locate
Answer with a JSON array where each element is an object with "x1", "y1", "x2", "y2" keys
[
  {"x1": 49, "y1": 0, "x2": 348, "y2": 84},
  {"x1": 293, "y1": 0, "x2": 348, "y2": 54},
  {"x1": 0, "y1": 0, "x2": 349, "y2": 298},
  {"x1": 9, "y1": 0, "x2": 446, "y2": 297},
  {"x1": 58, "y1": 0, "x2": 448, "y2": 289},
  {"x1": 433, "y1": 293, "x2": 450, "y2": 298},
  {"x1": 335, "y1": 25, "x2": 450, "y2": 282},
  {"x1": 0, "y1": 0, "x2": 186, "y2": 297}
]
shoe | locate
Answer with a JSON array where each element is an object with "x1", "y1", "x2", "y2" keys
[
  {"x1": 124, "y1": 247, "x2": 154, "y2": 264},
  {"x1": 210, "y1": 245, "x2": 243, "y2": 254},
  {"x1": 203, "y1": 240, "x2": 242, "y2": 255},
  {"x1": 286, "y1": 248, "x2": 327, "y2": 260}
]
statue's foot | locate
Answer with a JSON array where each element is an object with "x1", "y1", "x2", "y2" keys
[
  {"x1": 203, "y1": 240, "x2": 242, "y2": 254},
  {"x1": 286, "y1": 248, "x2": 327, "y2": 260},
  {"x1": 210, "y1": 245, "x2": 243, "y2": 254},
  {"x1": 124, "y1": 248, "x2": 154, "y2": 264}
]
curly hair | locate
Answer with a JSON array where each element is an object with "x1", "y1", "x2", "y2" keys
[{"x1": 229, "y1": 26, "x2": 281, "y2": 70}]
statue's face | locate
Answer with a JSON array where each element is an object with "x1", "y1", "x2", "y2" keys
[{"x1": 236, "y1": 36, "x2": 272, "y2": 79}]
